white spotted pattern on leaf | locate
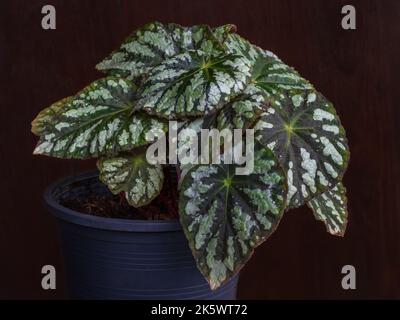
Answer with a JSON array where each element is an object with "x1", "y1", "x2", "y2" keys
[
  {"x1": 97, "y1": 151, "x2": 164, "y2": 207},
  {"x1": 204, "y1": 84, "x2": 269, "y2": 130},
  {"x1": 179, "y1": 147, "x2": 286, "y2": 289},
  {"x1": 96, "y1": 22, "x2": 235, "y2": 81},
  {"x1": 32, "y1": 77, "x2": 167, "y2": 159},
  {"x1": 225, "y1": 34, "x2": 312, "y2": 95},
  {"x1": 255, "y1": 90, "x2": 350, "y2": 208},
  {"x1": 225, "y1": 34, "x2": 279, "y2": 63},
  {"x1": 136, "y1": 45, "x2": 253, "y2": 119},
  {"x1": 307, "y1": 182, "x2": 348, "y2": 236}
]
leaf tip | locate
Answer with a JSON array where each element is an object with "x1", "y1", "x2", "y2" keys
[
  {"x1": 227, "y1": 24, "x2": 237, "y2": 33},
  {"x1": 32, "y1": 146, "x2": 42, "y2": 156}
]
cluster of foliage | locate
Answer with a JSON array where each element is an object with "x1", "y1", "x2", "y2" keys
[{"x1": 32, "y1": 22, "x2": 350, "y2": 289}]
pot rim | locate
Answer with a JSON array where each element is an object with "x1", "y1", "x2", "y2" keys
[{"x1": 43, "y1": 171, "x2": 182, "y2": 233}]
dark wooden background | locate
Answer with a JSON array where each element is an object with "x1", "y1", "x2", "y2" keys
[{"x1": 0, "y1": 0, "x2": 399, "y2": 299}]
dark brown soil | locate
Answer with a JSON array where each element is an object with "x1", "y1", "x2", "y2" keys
[{"x1": 60, "y1": 167, "x2": 179, "y2": 220}]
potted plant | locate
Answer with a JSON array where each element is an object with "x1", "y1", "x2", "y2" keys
[{"x1": 31, "y1": 22, "x2": 350, "y2": 299}]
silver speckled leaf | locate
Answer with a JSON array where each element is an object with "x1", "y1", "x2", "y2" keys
[
  {"x1": 32, "y1": 77, "x2": 167, "y2": 159},
  {"x1": 96, "y1": 22, "x2": 235, "y2": 81},
  {"x1": 225, "y1": 33, "x2": 279, "y2": 63},
  {"x1": 250, "y1": 56, "x2": 313, "y2": 97},
  {"x1": 255, "y1": 90, "x2": 350, "y2": 208},
  {"x1": 307, "y1": 182, "x2": 348, "y2": 236},
  {"x1": 97, "y1": 151, "x2": 164, "y2": 207},
  {"x1": 226, "y1": 33, "x2": 312, "y2": 95},
  {"x1": 224, "y1": 33, "x2": 313, "y2": 115},
  {"x1": 136, "y1": 44, "x2": 252, "y2": 119},
  {"x1": 179, "y1": 147, "x2": 286, "y2": 289},
  {"x1": 31, "y1": 97, "x2": 73, "y2": 136},
  {"x1": 204, "y1": 84, "x2": 268, "y2": 131},
  {"x1": 213, "y1": 24, "x2": 237, "y2": 43}
]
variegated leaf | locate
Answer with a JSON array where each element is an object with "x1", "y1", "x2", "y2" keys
[
  {"x1": 97, "y1": 151, "x2": 164, "y2": 207},
  {"x1": 307, "y1": 182, "x2": 348, "y2": 236},
  {"x1": 177, "y1": 118, "x2": 204, "y2": 152},
  {"x1": 136, "y1": 45, "x2": 252, "y2": 119},
  {"x1": 226, "y1": 34, "x2": 312, "y2": 96},
  {"x1": 174, "y1": 119, "x2": 205, "y2": 185},
  {"x1": 204, "y1": 84, "x2": 268, "y2": 131},
  {"x1": 213, "y1": 24, "x2": 237, "y2": 43},
  {"x1": 225, "y1": 33, "x2": 278, "y2": 63},
  {"x1": 255, "y1": 90, "x2": 350, "y2": 208},
  {"x1": 96, "y1": 22, "x2": 235, "y2": 81},
  {"x1": 251, "y1": 54, "x2": 313, "y2": 97},
  {"x1": 32, "y1": 77, "x2": 167, "y2": 159},
  {"x1": 31, "y1": 97, "x2": 72, "y2": 136},
  {"x1": 179, "y1": 147, "x2": 286, "y2": 289}
]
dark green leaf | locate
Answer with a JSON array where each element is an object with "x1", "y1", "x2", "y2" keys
[
  {"x1": 179, "y1": 147, "x2": 286, "y2": 289},
  {"x1": 255, "y1": 90, "x2": 350, "y2": 207},
  {"x1": 226, "y1": 34, "x2": 312, "y2": 95},
  {"x1": 96, "y1": 22, "x2": 235, "y2": 81},
  {"x1": 136, "y1": 43, "x2": 252, "y2": 119},
  {"x1": 204, "y1": 85, "x2": 268, "y2": 130},
  {"x1": 32, "y1": 77, "x2": 167, "y2": 159},
  {"x1": 225, "y1": 33, "x2": 278, "y2": 63},
  {"x1": 307, "y1": 182, "x2": 348, "y2": 236}
]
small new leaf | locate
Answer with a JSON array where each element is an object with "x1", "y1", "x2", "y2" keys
[
  {"x1": 307, "y1": 182, "x2": 348, "y2": 236},
  {"x1": 179, "y1": 147, "x2": 286, "y2": 289},
  {"x1": 32, "y1": 77, "x2": 167, "y2": 159},
  {"x1": 97, "y1": 151, "x2": 164, "y2": 207}
]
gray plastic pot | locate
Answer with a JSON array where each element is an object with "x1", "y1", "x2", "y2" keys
[{"x1": 44, "y1": 171, "x2": 239, "y2": 299}]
